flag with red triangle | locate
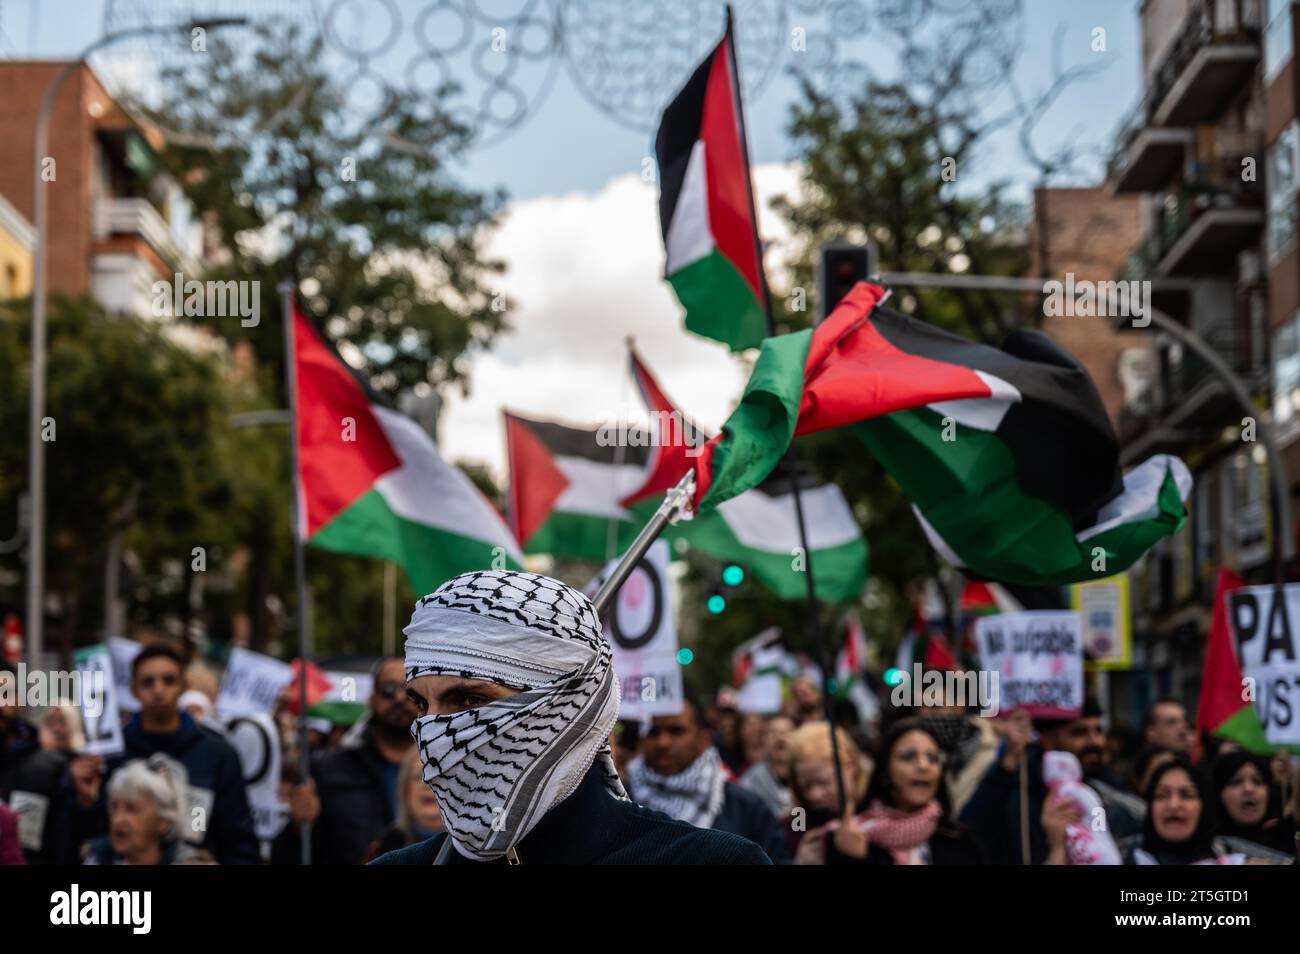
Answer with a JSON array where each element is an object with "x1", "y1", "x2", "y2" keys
[{"x1": 1195, "y1": 568, "x2": 1272, "y2": 754}]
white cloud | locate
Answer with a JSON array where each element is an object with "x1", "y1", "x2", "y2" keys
[{"x1": 440, "y1": 162, "x2": 804, "y2": 483}]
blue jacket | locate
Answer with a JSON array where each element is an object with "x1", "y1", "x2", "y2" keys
[
  {"x1": 64, "y1": 713, "x2": 258, "y2": 865},
  {"x1": 371, "y1": 766, "x2": 771, "y2": 865}
]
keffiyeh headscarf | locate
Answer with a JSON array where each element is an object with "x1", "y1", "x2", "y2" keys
[
  {"x1": 627, "y1": 746, "x2": 728, "y2": 828},
  {"x1": 405, "y1": 570, "x2": 625, "y2": 861}
]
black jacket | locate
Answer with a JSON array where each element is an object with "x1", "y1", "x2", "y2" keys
[
  {"x1": 371, "y1": 766, "x2": 771, "y2": 865},
  {"x1": 273, "y1": 725, "x2": 400, "y2": 865},
  {"x1": 63, "y1": 713, "x2": 257, "y2": 865},
  {"x1": 0, "y1": 719, "x2": 70, "y2": 864},
  {"x1": 714, "y1": 781, "x2": 791, "y2": 864},
  {"x1": 959, "y1": 744, "x2": 1048, "y2": 865}
]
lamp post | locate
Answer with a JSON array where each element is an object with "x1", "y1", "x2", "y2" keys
[{"x1": 25, "y1": 17, "x2": 247, "y2": 666}]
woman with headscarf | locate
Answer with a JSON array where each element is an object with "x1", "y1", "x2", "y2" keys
[
  {"x1": 1122, "y1": 756, "x2": 1244, "y2": 865},
  {"x1": 1210, "y1": 750, "x2": 1296, "y2": 860},
  {"x1": 370, "y1": 570, "x2": 770, "y2": 865}
]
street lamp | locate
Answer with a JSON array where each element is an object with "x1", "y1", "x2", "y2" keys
[{"x1": 25, "y1": 17, "x2": 247, "y2": 666}]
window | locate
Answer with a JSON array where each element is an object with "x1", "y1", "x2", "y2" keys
[
  {"x1": 1265, "y1": 0, "x2": 1294, "y2": 83},
  {"x1": 1272, "y1": 312, "x2": 1300, "y2": 430},
  {"x1": 1268, "y1": 122, "x2": 1300, "y2": 263}
]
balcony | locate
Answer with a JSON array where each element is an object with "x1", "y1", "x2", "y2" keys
[
  {"x1": 93, "y1": 196, "x2": 200, "y2": 276},
  {"x1": 1149, "y1": 0, "x2": 1261, "y2": 127},
  {"x1": 1153, "y1": 191, "x2": 1264, "y2": 275},
  {"x1": 1107, "y1": 98, "x2": 1193, "y2": 194}
]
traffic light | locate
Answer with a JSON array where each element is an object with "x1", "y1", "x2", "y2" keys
[
  {"x1": 819, "y1": 242, "x2": 872, "y2": 322},
  {"x1": 722, "y1": 564, "x2": 745, "y2": 586},
  {"x1": 884, "y1": 667, "x2": 905, "y2": 687},
  {"x1": 707, "y1": 592, "x2": 727, "y2": 614}
]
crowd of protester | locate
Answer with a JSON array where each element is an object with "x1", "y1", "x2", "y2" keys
[{"x1": 1, "y1": 645, "x2": 1297, "y2": 865}]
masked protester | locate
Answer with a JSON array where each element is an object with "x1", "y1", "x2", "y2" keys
[
  {"x1": 1122, "y1": 757, "x2": 1245, "y2": 865},
  {"x1": 1210, "y1": 750, "x2": 1296, "y2": 861},
  {"x1": 916, "y1": 703, "x2": 998, "y2": 815},
  {"x1": 372, "y1": 571, "x2": 769, "y2": 865}
]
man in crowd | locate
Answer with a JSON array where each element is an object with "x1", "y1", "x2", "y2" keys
[
  {"x1": 373, "y1": 570, "x2": 769, "y2": 864},
  {"x1": 64, "y1": 644, "x2": 258, "y2": 864},
  {"x1": 276, "y1": 656, "x2": 415, "y2": 864},
  {"x1": 627, "y1": 694, "x2": 791, "y2": 863},
  {"x1": 739, "y1": 713, "x2": 795, "y2": 819},
  {"x1": 960, "y1": 699, "x2": 1139, "y2": 863},
  {"x1": 0, "y1": 662, "x2": 69, "y2": 863},
  {"x1": 1142, "y1": 698, "x2": 1193, "y2": 756}
]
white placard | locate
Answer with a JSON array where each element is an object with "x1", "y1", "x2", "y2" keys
[
  {"x1": 222, "y1": 711, "x2": 284, "y2": 840},
  {"x1": 975, "y1": 611, "x2": 1084, "y2": 720},
  {"x1": 109, "y1": 637, "x2": 142, "y2": 713},
  {"x1": 73, "y1": 644, "x2": 123, "y2": 757},
  {"x1": 586, "y1": 541, "x2": 684, "y2": 720},
  {"x1": 215, "y1": 648, "x2": 294, "y2": 718},
  {"x1": 1225, "y1": 584, "x2": 1300, "y2": 747}
]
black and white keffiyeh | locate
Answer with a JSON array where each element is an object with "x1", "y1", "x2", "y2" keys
[
  {"x1": 405, "y1": 570, "x2": 625, "y2": 861},
  {"x1": 626, "y1": 746, "x2": 728, "y2": 828}
]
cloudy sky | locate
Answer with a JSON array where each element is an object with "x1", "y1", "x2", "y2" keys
[{"x1": 2, "y1": 1, "x2": 1147, "y2": 482}]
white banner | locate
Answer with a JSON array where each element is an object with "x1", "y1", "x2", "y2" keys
[
  {"x1": 108, "y1": 636, "x2": 142, "y2": 713},
  {"x1": 215, "y1": 648, "x2": 293, "y2": 718},
  {"x1": 73, "y1": 644, "x2": 123, "y2": 757},
  {"x1": 975, "y1": 611, "x2": 1084, "y2": 720},
  {"x1": 586, "y1": 541, "x2": 683, "y2": 720},
  {"x1": 222, "y1": 711, "x2": 284, "y2": 840},
  {"x1": 1225, "y1": 584, "x2": 1300, "y2": 747}
]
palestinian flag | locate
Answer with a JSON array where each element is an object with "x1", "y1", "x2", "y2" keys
[
  {"x1": 504, "y1": 412, "x2": 649, "y2": 561},
  {"x1": 1195, "y1": 568, "x2": 1271, "y2": 755},
  {"x1": 291, "y1": 301, "x2": 522, "y2": 592},
  {"x1": 655, "y1": 11, "x2": 768, "y2": 351},
  {"x1": 693, "y1": 281, "x2": 1192, "y2": 587},
  {"x1": 621, "y1": 348, "x2": 867, "y2": 602}
]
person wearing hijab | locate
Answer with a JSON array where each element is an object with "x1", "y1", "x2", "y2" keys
[
  {"x1": 1210, "y1": 750, "x2": 1296, "y2": 860},
  {"x1": 1122, "y1": 756, "x2": 1244, "y2": 865},
  {"x1": 370, "y1": 570, "x2": 769, "y2": 865}
]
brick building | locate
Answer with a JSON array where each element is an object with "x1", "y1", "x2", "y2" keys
[{"x1": 0, "y1": 61, "x2": 204, "y2": 316}]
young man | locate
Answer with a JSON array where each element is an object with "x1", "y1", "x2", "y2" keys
[
  {"x1": 64, "y1": 644, "x2": 258, "y2": 864},
  {"x1": 371, "y1": 570, "x2": 769, "y2": 865}
]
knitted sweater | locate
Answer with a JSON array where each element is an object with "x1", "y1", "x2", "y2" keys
[{"x1": 371, "y1": 766, "x2": 771, "y2": 865}]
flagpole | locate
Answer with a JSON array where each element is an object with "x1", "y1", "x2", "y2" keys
[
  {"x1": 280, "y1": 280, "x2": 313, "y2": 865},
  {"x1": 593, "y1": 469, "x2": 695, "y2": 616},
  {"x1": 725, "y1": 1, "x2": 849, "y2": 817}
]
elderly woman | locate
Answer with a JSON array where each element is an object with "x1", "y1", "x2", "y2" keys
[
  {"x1": 788, "y1": 721, "x2": 871, "y2": 864},
  {"x1": 83, "y1": 754, "x2": 208, "y2": 865}
]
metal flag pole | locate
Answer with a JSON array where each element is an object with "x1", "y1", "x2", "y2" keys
[
  {"x1": 279, "y1": 280, "x2": 313, "y2": 865},
  {"x1": 593, "y1": 470, "x2": 696, "y2": 616},
  {"x1": 725, "y1": 1, "x2": 849, "y2": 816}
]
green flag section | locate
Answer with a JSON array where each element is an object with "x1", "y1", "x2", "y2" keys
[
  {"x1": 655, "y1": 13, "x2": 768, "y2": 351},
  {"x1": 292, "y1": 300, "x2": 522, "y2": 594},
  {"x1": 1196, "y1": 568, "x2": 1272, "y2": 754},
  {"x1": 691, "y1": 281, "x2": 1192, "y2": 587},
  {"x1": 621, "y1": 347, "x2": 867, "y2": 602}
]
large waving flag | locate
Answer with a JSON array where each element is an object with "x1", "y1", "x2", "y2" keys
[
  {"x1": 655, "y1": 12, "x2": 768, "y2": 351},
  {"x1": 622, "y1": 348, "x2": 867, "y2": 602},
  {"x1": 1195, "y1": 568, "x2": 1271, "y2": 754},
  {"x1": 692, "y1": 282, "x2": 1191, "y2": 587},
  {"x1": 292, "y1": 302, "x2": 522, "y2": 590}
]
